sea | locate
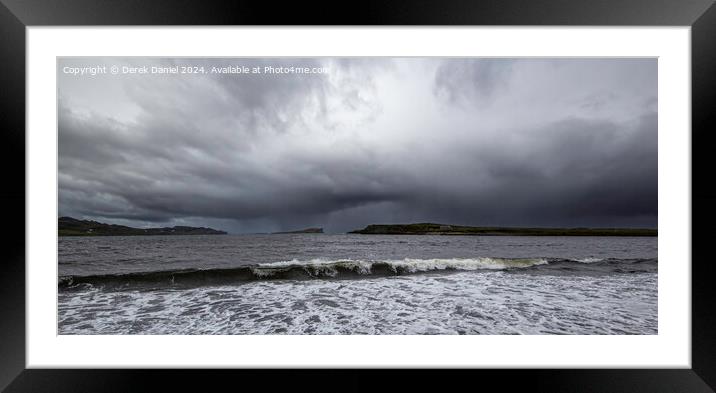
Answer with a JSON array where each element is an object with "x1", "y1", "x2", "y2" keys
[{"x1": 58, "y1": 234, "x2": 658, "y2": 335}]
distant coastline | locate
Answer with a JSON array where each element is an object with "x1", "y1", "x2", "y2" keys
[
  {"x1": 58, "y1": 217, "x2": 227, "y2": 236},
  {"x1": 348, "y1": 223, "x2": 657, "y2": 237}
]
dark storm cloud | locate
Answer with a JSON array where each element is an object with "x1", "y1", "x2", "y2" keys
[
  {"x1": 58, "y1": 58, "x2": 657, "y2": 233},
  {"x1": 396, "y1": 113, "x2": 657, "y2": 227}
]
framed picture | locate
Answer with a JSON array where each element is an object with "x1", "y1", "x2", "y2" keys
[{"x1": 3, "y1": 0, "x2": 715, "y2": 391}]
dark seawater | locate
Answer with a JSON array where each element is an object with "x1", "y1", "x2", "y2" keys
[{"x1": 58, "y1": 234, "x2": 657, "y2": 335}]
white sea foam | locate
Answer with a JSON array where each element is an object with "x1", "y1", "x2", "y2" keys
[
  {"x1": 573, "y1": 257, "x2": 605, "y2": 263},
  {"x1": 254, "y1": 258, "x2": 374, "y2": 276},
  {"x1": 58, "y1": 270, "x2": 657, "y2": 335},
  {"x1": 382, "y1": 257, "x2": 548, "y2": 272},
  {"x1": 255, "y1": 257, "x2": 548, "y2": 274}
]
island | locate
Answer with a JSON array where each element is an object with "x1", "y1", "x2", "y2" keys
[
  {"x1": 348, "y1": 223, "x2": 657, "y2": 237},
  {"x1": 58, "y1": 216, "x2": 227, "y2": 236},
  {"x1": 272, "y1": 228, "x2": 324, "y2": 234}
]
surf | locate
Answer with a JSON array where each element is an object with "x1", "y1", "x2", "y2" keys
[{"x1": 58, "y1": 257, "x2": 657, "y2": 291}]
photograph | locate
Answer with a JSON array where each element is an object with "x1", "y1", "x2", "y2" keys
[{"x1": 57, "y1": 57, "x2": 658, "y2": 335}]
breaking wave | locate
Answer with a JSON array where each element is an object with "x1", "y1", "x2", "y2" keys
[{"x1": 58, "y1": 257, "x2": 656, "y2": 291}]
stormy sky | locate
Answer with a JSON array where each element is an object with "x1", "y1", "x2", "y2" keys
[{"x1": 58, "y1": 57, "x2": 657, "y2": 234}]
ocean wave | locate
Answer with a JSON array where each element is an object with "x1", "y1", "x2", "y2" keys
[
  {"x1": 259, "y1": 257, "x2": 547, "y2": 273},
  {"x1": 58, "y1": 257, "x2": 657, "y2": 291},
  {"x1": 572, "y1": 257, "x2": 605, "y2": 263}
]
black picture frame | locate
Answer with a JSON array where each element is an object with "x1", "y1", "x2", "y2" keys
[{"x1": 1, "y1": 0, "x2": 715, "y2": 391}]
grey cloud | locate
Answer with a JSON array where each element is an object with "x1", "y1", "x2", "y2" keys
[
  {"x1": 433, "y1": 59, "x2": 515, "y2": 106},
  {"x1": 422, "y1": 113, "x2": 657, "y2": 226},
  {"x1": 58, "y1": 57, "x2": 657, "y2": 233}
]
